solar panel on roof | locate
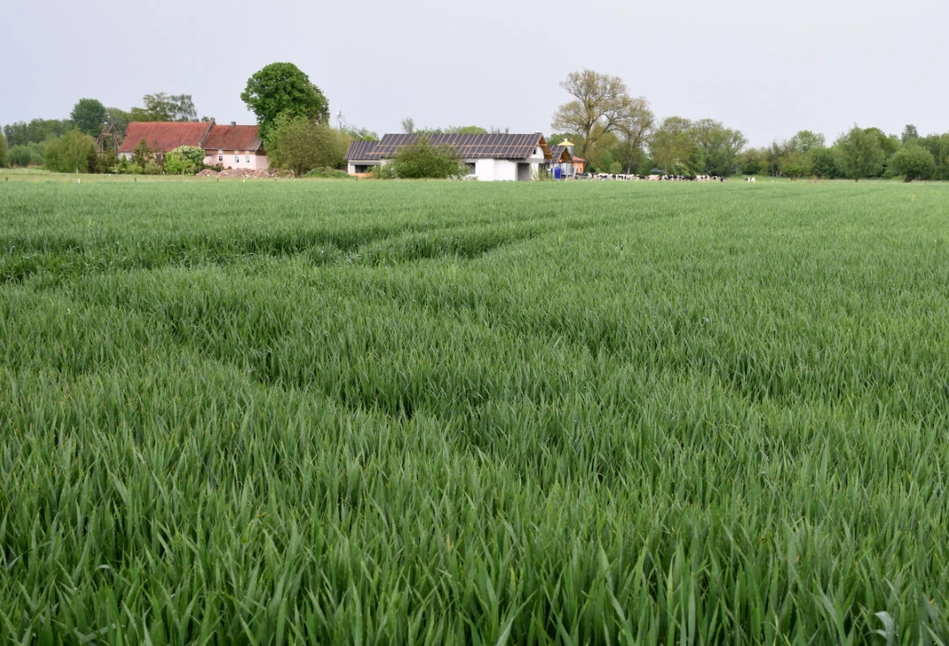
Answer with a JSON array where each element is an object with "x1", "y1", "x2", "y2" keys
[{"x1": 359, "y1": 133, "x2": 545, "y2": 161}]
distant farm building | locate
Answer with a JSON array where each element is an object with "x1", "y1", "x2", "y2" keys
[
  {"x1": 118, "y1": 121, "x2": 268, "y2": 171},
  {"x1": 549, "y1": 140, "x2": 584, "y2": 178},
  {"x1": 345, "y1": 133, "x2": 563, "y2": 181}
]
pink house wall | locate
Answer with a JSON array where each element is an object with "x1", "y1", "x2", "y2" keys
[{"x1": 204, "y1": 151, "x2": 269, "y2": 171}]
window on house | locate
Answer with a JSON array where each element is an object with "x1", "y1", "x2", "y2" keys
[
  {"x1": 218, "y1": 155, "x2": 223, "y2": 162},
  {"x1": 245, "y1": 156, "x2": 250, "y2": 163},
  {"x1": 235, "y1": 156, "x2": 240, "y2": 163}
]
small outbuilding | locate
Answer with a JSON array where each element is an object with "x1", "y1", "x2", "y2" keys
[{"x1": 548, "y1": 140, "x2": 584, "y2": 178}]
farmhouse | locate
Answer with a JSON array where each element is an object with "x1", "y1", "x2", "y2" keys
[
  {"x1": 118, "y1": 120, "x2": 268, "y2": 170},
  {"x1": 345, "y1": 133, "x2": 556, "y2": 181},
  {"x1": 201, "y1": 123, "x2": 268, "y2": 171}
]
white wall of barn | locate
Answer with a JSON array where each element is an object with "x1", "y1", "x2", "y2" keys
[
  {"x1": 478, "y1": 159, "x2": 518, "y2": 181},
  {"x1": 474, "y1": 159, "x2": 496, "y2": 181}
]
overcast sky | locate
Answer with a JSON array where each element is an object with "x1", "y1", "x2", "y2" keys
[{"x1": 2, "y1": 0, "x2": 947, "y2": 148}]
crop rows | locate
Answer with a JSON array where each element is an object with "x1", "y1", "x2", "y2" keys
[{"x1": 1, "y1": 179, "x2": 948, "y2": 643}]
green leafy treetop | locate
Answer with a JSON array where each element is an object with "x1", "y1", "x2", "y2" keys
[
  {"x1": 70, "y1": 98, "x2": 108, "y2": 137},
  {"x1": 129, "y1": 93, "x2": 198, "y2": 122},
  {"x1": 835, "y1": 125, "x2": 885, "y2": 182},
  {"x1": 241, "y1": 62, "x2": 330, "y2": 144},
  {"x1": 889, "y1": 145, "x2": 936, "y2": 182}
]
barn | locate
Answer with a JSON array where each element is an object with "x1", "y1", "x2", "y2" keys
[{"x1": 345, "y1": 133, "x2": 555, "y2": 181}]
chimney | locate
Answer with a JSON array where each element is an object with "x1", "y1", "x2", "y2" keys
[{"x1": 230, "y1": 121, "x2": 237, "y2": 127}]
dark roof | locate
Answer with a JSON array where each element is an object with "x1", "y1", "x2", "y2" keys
[
  {"x1": 549, "y1": 145, "x2": 574, "y2": 163},
  {"x1": 203, "y1": 124, "x2": 262, "y2": 152},
  {"x1": 346, "y1": 133, "x2": 551, "y2": 161},
  {"x1": 118, "y1": 121, "x2": 214, "y2": 154},
  {"x1": 345, "y1": 139, "x2": 378, "y2": 161}
]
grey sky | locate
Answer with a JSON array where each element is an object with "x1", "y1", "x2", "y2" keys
[{"x1": 2, "y1": 0, "x2": 946, "y2": 148}]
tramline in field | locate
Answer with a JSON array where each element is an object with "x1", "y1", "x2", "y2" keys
[{"x1": 1, "y1": 178, "x2": 948, "y2": 643}]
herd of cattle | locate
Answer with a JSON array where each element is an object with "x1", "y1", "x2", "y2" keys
[{"x1": 581, "y1": 173, "x2": 757, "y2": 182}]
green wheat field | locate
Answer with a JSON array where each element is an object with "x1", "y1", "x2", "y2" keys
[{"x1": 2, "y1": 177, "x2": 948, "y2": 644}]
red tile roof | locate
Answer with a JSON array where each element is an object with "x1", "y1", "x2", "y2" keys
[
  {"x1": 203, "y1": 124, "x2": 262, "y2": 153},
  {"x1": 118, "y1": 121, "x2": 214, "y2": 154}
]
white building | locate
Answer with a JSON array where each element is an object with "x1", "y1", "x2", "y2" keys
[{"x1": 345, "y1": 133, "x2": 555, "y2": 181}]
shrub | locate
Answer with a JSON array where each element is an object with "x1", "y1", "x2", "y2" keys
[
  {"x1": 303, "y1": 167, "x2": 354, "y2": 179},
  {"x1": 44, "y1": 130, "x2": 96, "y2": 173},
  {"x1": 371, "y1": 163, "x2": 398, "y2": 179},
  {"x1": 267, "y1": 115, "x2": 346, "y2": 176},
  {"x1": 9, "y1": 145, "x2": 33, "y2": 167},
  {"x1": 889, "y1": 145, "x2": 936, "y2": 182},
  {"x1": 389, "y1": 136, "x2": 465, "y2": 179},
  {"x1": 92, "y1": 150, "x2": 119, "y2": 174},
  {"x1": 132, "y1": 139, "x2": 154, "y2": 170},
  {"x1": 165, "y1": 145, "x2": 206, "y2": 175}
]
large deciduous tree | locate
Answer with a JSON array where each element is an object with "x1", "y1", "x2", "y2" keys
[
  {"x1": 70, "y1": 98, "x2": 107, "y2": 137},
  {"x1": 691, "y1": 119, "x2": 746, "y2": 176},
  {"x1": 241, "y1": 63, "x2": 330, "y2": 144},
  {"x1": 106, "y1": 108, "x2": 132, "y2": 136},
  {"x1": 2, "y1": 123, "x2": 28, "y2": 147},
  {"x1": 0, "y1": 132, "x2": 8, "y2": 167},
  {"x1": 551, "y1": 69, "x2": 653, "y2": 162},
  {"x1": 835, "y1": 125, "x2": 885, "y2": 181},
  {"x1": 130, "y1": 93, "x2": 198, "y2": 122},
  {"x1": 900, "y1": 124, "x2": 919, "y2": 145},
  {"x1": 787, "y1": 130, "x2": 825, "y2": 154},
  {"x1": 4, "y1": 119, "x2": 70, "y2": 146},
  {"x1": 649, "y1": 117, "x2": 699, "y2": 175}
]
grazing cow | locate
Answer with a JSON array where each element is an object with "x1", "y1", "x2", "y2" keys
[{"x1": 745, "y1": 176, "x2": 756, "y2": 182}]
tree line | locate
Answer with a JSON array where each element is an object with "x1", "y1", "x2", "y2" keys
[
  {"x1": 0, "y1": 93, "x2": 205, "y2": 172},
  {"x1": 550, "y1": 69, "x2": 948, "y2": 181},
  {"x1": 2, "y1": 65, "x2": 946, "y2": 181}
]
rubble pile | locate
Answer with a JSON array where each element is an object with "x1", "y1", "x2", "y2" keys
[{"x1": 196, "y1": 168, "x2": 295, "y2": 179}]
